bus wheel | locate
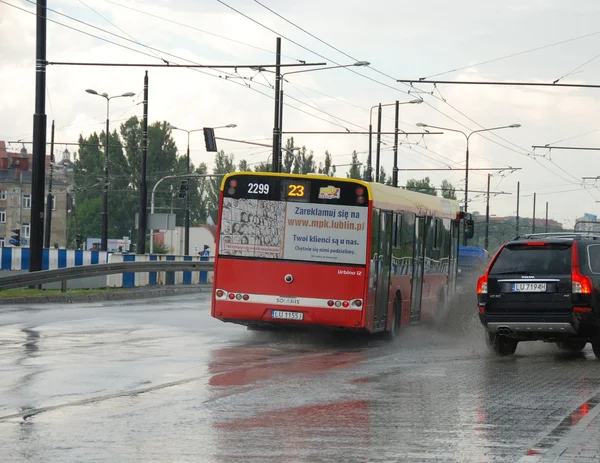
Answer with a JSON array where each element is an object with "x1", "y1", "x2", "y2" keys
[{"x1": 385, "y1": 295, "x2": 402, "y2": 340}]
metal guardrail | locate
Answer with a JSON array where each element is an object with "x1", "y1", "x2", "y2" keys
[{"x1": 0, "y1": 261, "x2": 215, "y2": 290}]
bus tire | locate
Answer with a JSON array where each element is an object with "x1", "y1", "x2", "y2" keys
[{"x1": 385, "y1": 294, "x2": 402, "y2": 340}]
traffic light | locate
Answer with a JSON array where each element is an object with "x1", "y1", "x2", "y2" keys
[
  {"x1": 203, "y1": 127, "x2": 217, "y2": 152},
  {"x1": 10, "y1": 228, "x2": 20, "y2": 247},
  {"x1": 75, "y1": 233, "x2": 83, "y2": 250},
  {"x1": 464, "y1": 214, "x2": 475, "y2": 239},
  {"x1": 178, "y1": 179, "x2": 188, "y2": 200}
]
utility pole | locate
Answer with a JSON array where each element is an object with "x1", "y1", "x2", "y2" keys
[
  {"x1": 367, "y1": 122, "x2": 373, "y2": 181},
  {"x1": 137, "y1": 71, "x2": 149, "y2": 254},
  {"x1": 271, "y1": 37, "x2": 282, "y2": 173},
  {"x1": 532, "y1": 192, "x2": 536, "y2": 234},
  {"x1": 545, "y1": 202, "x2": 549, "y2": 232},
  {"x1": 392, "y1": 100, "x2": 399, "y2": 187},
  {"x1": 30, "y1": 0, "x2": 48, "y2": 272},
  {"x1": 484, "y1": 173, "x2": 491, "y2": 250},
  {"x1": 44, "y1": 120, "x2": 54, "y2": 248},
  {"x1": 375, "y1": 104, "x2": 382, "y2": 182},
  {"x1": 516, "y1": 181, "x2": 520, "y2": 236}
]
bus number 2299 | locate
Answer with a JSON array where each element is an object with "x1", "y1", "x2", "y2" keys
[{"x1": 248, "y1": 183, "x2": 270, "y2": 194}]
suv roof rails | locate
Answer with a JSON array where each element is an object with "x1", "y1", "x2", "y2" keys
[{"x1": 512, "y1": 232, "x2": 600, "y2": 241}]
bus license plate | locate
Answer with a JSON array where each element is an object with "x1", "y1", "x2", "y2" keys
[
  {"x1": 512, "y1": 283, "x2": 547, "y2": 292},
  {"x1": 271, "y1": 310, "x2": 304, "y2": 321}
]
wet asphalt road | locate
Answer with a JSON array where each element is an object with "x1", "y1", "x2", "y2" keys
[{"x1": 1, "y1": 294, "x2": 600, "y2": 462}]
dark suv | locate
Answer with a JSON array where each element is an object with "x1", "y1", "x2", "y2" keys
[{"x1": 477, "y1": 232, "x2": 600, "y2": 358}]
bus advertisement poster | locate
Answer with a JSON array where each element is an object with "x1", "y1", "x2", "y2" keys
[{"x1": 218, "y1": 197, "x2": 367, "y2": 265}]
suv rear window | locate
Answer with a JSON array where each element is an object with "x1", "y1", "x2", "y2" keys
[{"x1": 489, "y1": 242, "x2": 572, "y2": 275}]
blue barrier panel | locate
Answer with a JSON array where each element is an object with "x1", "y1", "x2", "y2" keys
[
  {"x1": 122, "y1": 254, "x2": 136, "y2": 288},
  {"x1": 166, "y1": 255, "x2": 175, "y2": 285},
  {"x1": 149, "y1": 255, "x2": 157, "y2": 286},
  {"x1": 58, "y1": 249, "x2": 67, "y2": 268},
  {"x1": 20, "y1": 248, "x2": 30, "y2": 270},
  {"x1": 1, "y1": 248, "x2": 11, "y2": 270},
  {"x1": 43, "y1": 249, "x2": 49, "y2": 270},
  {"x1": 75, "y1": 250, "x2": 83, "y2": 266},
  {"x1": 183, "y1": 256, "x2": 192, "y2": 285},
  {"x1": 91, "y1": 251, "x2": 99, "y2": 265}
]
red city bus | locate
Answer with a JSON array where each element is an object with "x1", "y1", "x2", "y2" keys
[{"x1": 211, "y1": 172, "x2": 464, "y2": 337}]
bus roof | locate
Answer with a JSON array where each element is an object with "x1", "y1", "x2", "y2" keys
[{"x1": 220, "y1": 172, "x2": 459, "y2": 219}]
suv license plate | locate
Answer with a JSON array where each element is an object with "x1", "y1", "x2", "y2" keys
[
  {"x1": 512, "y1": 283, "x2": 547, "y2": 292},
  {"x1": 271, "y1": 310, "x2": 304, "y2": 321}
]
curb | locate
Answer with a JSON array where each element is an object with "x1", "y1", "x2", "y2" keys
[{"x1": 0, "y1": 285, "x2": 212, "y2": 305}]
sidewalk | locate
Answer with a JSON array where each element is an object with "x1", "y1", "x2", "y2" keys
[
  {"x1": 0, "y1": 284, "x2": 211, "y2": 305},
  {"x1": 521, "y1": 395, "x2": 600, "y2": 462}
]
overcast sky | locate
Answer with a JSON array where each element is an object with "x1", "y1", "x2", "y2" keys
[{"x1": 2, "y1": 0, "x2": 600, "y2": 226}]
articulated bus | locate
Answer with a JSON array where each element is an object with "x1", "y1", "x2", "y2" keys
[{"x1": 211, "y1": 172, "x2": 465, "y2": 337}]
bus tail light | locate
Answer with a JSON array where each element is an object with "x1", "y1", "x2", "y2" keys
[
  {"x1": 356, "y1": 186, "x2": 366, "y2": 204},
  {"x1": 352, "y1": 300, "x2": 363, "y2": 308},
  {"x1": 227, "y1": 179, "x2": 238, "y2": 195},
  {"x1": 228, "y1": 293, "x2": 235, "y2": 300},
  {"x1": 243, "y1": 294, "x2": 250, "y2": 301},
  {"x1": 335, "y1": 301, "x2": 342, "y2": 307},
  {"x1": 216, "y1": 290, "x2": 224, "y2": 298},
  {"x1": 327, "y1": 300, "x2": 334, "y2": 307},
  {"x1": 342, "y1": 301, "x2": 349, "y2": 308}
]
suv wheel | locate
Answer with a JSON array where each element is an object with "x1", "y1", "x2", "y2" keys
[
  {"x1": 591, "y1": 339, "x2": 600, "y2": 359},
  {"x1": 485, "y1": 331, "x2": 518, "y2": 356},
  {"x1": 556, "y1": 340, "x2": 587, "y2": 352}
]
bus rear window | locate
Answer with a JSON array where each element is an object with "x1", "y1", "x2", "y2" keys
[{"x1": 218, "y1": 176, "x2": 369, "y2": 266}]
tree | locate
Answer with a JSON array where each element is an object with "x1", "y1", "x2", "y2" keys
[
  {"x1": 440, "y1": 179, "x2": 457, "y2": 200},
  {"x1": 379, "y1": 167, "x2": 393, "y2": 185},
  {"x1": 238, "y1": 159, "x2": 250, "y2": 171},
  {"x1": 406, "y1": 177, "x2": 437, "y2": 196},
  {"x1": 292, "y1": 146, "x2": 316, "y2": 174},
  {"x1": 347, "y1": 151, "x2": 362, "y2": 180},
  {"x1": 254, "y1": 161, "x2": 272, "y2": 172},
  {"x1": 282, "y1": 137, "x2": 296, "y2": 173},
  {"x1": 317, "y1": 150, "x2": 334, "y2": 176}
]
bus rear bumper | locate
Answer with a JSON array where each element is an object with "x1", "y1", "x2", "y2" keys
[{"x1": 213, "y1": 302, "x2": 364, "y2": 331}]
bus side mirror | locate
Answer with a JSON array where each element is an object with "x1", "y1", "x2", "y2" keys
[{"x1": 464, "y1": 219, "x2": 475, "y2": 239}]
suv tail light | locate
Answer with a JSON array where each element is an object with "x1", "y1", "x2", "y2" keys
[
  {"x1": 476, "y1": 244, "x2": 506, "y2": 295},
  {"x1": 571, "y1": 244, "x2": 592, "y2": 294},
  {"x1": 477, "y1": 275, "x2": 488, "y2": 294}
]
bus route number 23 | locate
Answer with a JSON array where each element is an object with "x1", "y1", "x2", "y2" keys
[
  {"x1": 248, "y1": 183, "x2": 270, "y2": 194},
  {"x1": 288, "y1": 184, "x2": 305, "y2": 197}
]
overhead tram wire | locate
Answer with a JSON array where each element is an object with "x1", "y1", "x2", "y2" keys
[
  {"x1": 214, "y1": 0, "x2": 414, "y2": 98},
  {"x1": 418, "y1": 29, "x2": 600, "y2": 81},
  {"x1": 98, "y1": 0, "x2": 584, "y2": 188},
  {"x1": 10, "y1": 0, "x2": 540, "y2": 174},
  {"x1": 244, "y1": 0, "x2": 552, "y2": 162},
  {"x1": 242, "y1": 1, "x2": 584, "y2": 187},
  {"x1": 101, "y1": 0, "x2": 305, "y2": 63},
  {"x1": 2, "y1": 2, "x2": 376, "y2": 137},
  {"x1": 93, "y1": 0, "x2": 532, "y2": 168}
]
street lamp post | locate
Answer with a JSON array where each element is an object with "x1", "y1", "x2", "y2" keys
[
  {"x1": 368, "y1": 99, "x2": 422, "y2": 184},
  {"x1": 266, "y1": 61, "x2": 370, "y2": 172},
  {"x1": 167, "y1": 124, "x2": 236, "y2": 255},
  {"x1": 416, "y1": 122, "x2": 521, "y2": 245},
  {"x1": 85, "y1": 89, "x2": 135, "y2": 251}
]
